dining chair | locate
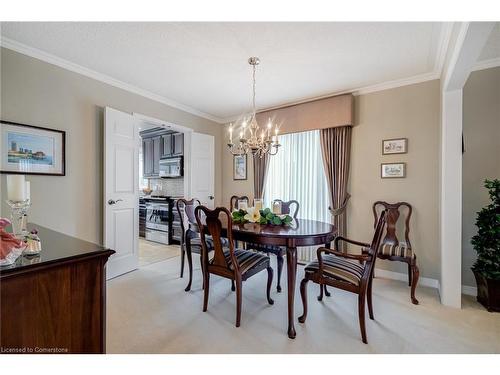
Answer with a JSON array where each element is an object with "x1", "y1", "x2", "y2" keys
[
  {"x1": 229, "y1": 195, "x2": 250, "y2": 211},
  {"x1": 194, "y1": 205, "x2": 274, "y2": 327},
  {"x1": 298, "y1": 210, "x2": 387, "y2": 344},
  {"x1": 372, "y1": 201, "x2": 419, "y2": 304},
  {"x1": 246, "y1": 199, "x2": 300, "y2": 292}
]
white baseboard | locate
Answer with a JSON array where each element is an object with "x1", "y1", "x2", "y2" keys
[
  {"x1": 374, "y1": 268, "x2": 478, "y2": 297},
  {"x1": 374, "y1": 268, "x2": 439, "y2": 289},
  {"x1": 461, "y1": 285, "x2": 477, "y2": 296}
]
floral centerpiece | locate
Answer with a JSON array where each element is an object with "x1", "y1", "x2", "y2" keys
[{"x1": 232, "y1": 207, "x2": 293, "y2": 225}]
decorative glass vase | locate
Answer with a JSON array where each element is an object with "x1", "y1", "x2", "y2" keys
[{"x1": 7, "y1": 199, "x2": 31, "y2": 238}]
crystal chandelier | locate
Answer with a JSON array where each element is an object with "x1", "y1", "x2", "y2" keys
[{"x1": 227, "y1": 57, "x2": 281, "y2": 158}]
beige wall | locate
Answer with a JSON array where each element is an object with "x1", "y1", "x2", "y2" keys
[
  {"x1": 350, "y1": 80, "x2": 440, "y2": 279},
  {"x1": 221, "y1": 80, "x2": 441, "y2": 280},
  {"x1": 0, "y1": 48, "x2": 224, "y2": 244},
  {"x1": 462, "y1": 67, "x2": 500, "y2": 287}
]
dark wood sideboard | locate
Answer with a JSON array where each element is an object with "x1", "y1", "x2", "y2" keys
[{"x1": 0, "y1": 225, "x2": 115, "y2": 354}]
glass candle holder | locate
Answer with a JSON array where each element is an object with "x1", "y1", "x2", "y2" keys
[
  {"x1": 254, "y1": 199, "x2": 263, "y2": 211},
  {"x1": 272, "y1": 201, "x2": 282, "y2": 215},
  {"x1": 238, "y1": 200, "x2": 248, "y2": 211},
  {"x1": 7, "y1": 199, "x2": 31, "y2": 238}
]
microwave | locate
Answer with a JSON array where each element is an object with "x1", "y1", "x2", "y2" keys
[{"x1": 159, "y1": 156, "x2": 183, "y2": 178}]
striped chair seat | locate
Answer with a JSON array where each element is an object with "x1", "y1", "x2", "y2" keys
[
  {"x1": 379, "y1": 243, "x2": 415, "y2": 259},
  {"x1": 304, "y1": 255, "x2": 364, "y2": 286},
  {"x1": 214, "y1": 249, "x2": 270, "y2": 276},
  {"x1": 190, "y1": 236, "x2": 229, "y2": 253}
]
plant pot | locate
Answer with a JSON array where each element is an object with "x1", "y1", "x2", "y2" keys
[{"x1": 473, "y1": 270, "x2": 500, "y2": 312}]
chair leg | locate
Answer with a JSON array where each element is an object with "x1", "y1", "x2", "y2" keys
[
  {"x1": 358, "y1": 293, "x2": 368, "y2": 344},
  {"x1": 180, "y1": 246, "x2": 185, "y2": 278},
  {"x1": 266, "y1": 267, "x2": 274, "y2": 305},
  {"x1": 324, "y1": 285, "x2": 331, "y2": 297},
  {"x1": 298, "y1": 278, "x2": 309, "y2": 323},
  {"x1": 184, "y1": 245, "x2": 194, "y2": 292},
  {"x1": 318, "y1": 283, "x2": 324, "y2": 301},
  {"x1": 200, "y1": 255, "x2": 205, "y2": 290},
  {"x1": 202, "y1": 272, "x2": 210, "y2": 312},
  {"x1": 235, "y1": 278, "x2": 243, "y2": 327},
  {"x1": 276, "y1": 253, "x2": 284, "y2": 293},
  {"x1": 367, "y1": 278, "x2": 374, "y2": 320},
  {"x1": 231, "y1": 280, "x2": 235, "y2": 292},
  {"x1": 408, "y1": 263, "x2": 412, "y2": 286},
  {"x1": 410, "y1": 264, "x2": 420, "y2": 305}
]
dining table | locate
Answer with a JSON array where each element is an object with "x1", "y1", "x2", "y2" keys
[{"x1": 190, "y1": 217, "x2": 336, "y2": 339}]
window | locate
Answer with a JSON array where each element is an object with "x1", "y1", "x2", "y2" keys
[{"x1": 263, "y1": 130, "x2": 330, "y2": 223}]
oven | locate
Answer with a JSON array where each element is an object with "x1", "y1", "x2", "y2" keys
[{"x1": 145, "y1": 202, "x2": 169, "y2": 244}]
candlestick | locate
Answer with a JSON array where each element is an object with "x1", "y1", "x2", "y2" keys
[
  {"x1": 229, "y1": 123, "x2": 233, "y2": 143},
  {"x1": 7, "y1": 175, "x2": 26, "y2": 202}
]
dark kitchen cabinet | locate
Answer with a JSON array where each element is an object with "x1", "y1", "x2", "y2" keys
[
  {"x1": 152, "y1": 136, "x2": 160, "y2": 176},
  {"x1": 142, "y1": 138, "x2": 154, "y2": 177},
  {"x1": 161, "y1": 134, "x2": 173, "y2": 158},
  {"x1": 172, "y1": 133, "x2": 184, "y2": 156}
]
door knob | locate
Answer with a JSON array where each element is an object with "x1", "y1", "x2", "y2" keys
[
  {"x1": 108, "y1": 199, "x2": 123, "y2": 205},
  {"x1": 209, "y1": 195, "x2": 214, "y2": 200}
]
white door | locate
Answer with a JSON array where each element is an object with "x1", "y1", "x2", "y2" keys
[
  {"x1": 190, "y1": 132, "x2": 215, "y2": 208},
  {"x1": 104, "y1": 107, "x2": 139, "y2": 279}
]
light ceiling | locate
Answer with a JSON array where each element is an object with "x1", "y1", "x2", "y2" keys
[{"x1": 1, "y1": 22, "x2": 498, "y2": 123}]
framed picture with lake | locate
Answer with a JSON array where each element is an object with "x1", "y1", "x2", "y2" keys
[
  {"x1": 382, "y1": 138, "x2": 408, "y2": 155},
  {"x1": 233, "y1": 154, "x2": 247, "y2": 180},
  {"x1": 1, "y1": 120, "x2": 66, "y2": 176},
  {"x1": 381, "y1": 162, "x2": 406, "y2": 178}
]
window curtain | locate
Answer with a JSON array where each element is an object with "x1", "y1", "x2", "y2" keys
[
  {"x1": 319, "y1": 126, "x2": 352, "y2": 248},
  {"x1": 253, "y1": 154, "x2": 270, "y2": 199}
]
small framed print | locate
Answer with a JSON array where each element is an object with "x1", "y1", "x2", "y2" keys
[
  {"x1": 381, "y1": 163, "x2": 406, "y2": 178},
  {"x1": 1, "y1": 120, "x2": 66, "y2": 176},
  {"x1": 233, "y1": 154, "x2": 247, "y2": 180},
  {"x1": 382, "y1": 138, "x2": 408, "y2": 155}
]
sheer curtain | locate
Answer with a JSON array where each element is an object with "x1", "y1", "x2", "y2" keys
[{"x1": 263, "y1": 130, "x2": 330, "y2": 261}]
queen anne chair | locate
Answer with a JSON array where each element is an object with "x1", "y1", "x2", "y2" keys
[
  {"x1": 298, "y1": 210, "x2": 387, "y2": 344},
  {"x1": 194, "y1": 205, "x2": 274, "y2": 327},
  {"x1": 372, "y1": 201, "x2": 419, "y2": 304}
]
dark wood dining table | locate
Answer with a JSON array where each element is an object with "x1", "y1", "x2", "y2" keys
[{"x1": 190, "y1": 218, "x2": 336, "y2": 339}]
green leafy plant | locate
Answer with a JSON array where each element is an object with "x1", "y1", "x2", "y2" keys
[
  {"x1": 471, "y1": 179, "x2": 500, "y2": 280},
  {"x1": 231, "y1": 207, "x2": 293, "y2": 226}
]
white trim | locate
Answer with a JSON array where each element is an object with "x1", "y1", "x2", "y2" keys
[
  {"x1": 132, "y1": 112, "x2": 193, "y2": 134},
  {"x1": 472, "y1": 57, "x2": 500, "y2": 72},
  {"x1": 461, "y1": 285, "x2": 477, "y2": 296},
  {"x1": 434, "y1": 22, "x2": 455, "y2": 75},
  {"x1": 0, "y1": 37, "x2": 226, "y2": 124},
  {"x1": 374, "y1": 268, "x2": 439, "y2": 289}
]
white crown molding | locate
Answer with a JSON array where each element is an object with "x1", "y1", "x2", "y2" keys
[
  {"x1": 472, "y1": 57, "x2": 500, "y2": 72},
  {"x1": 434, "y1": 22, "x2": 455, "y2": 75},
  {"x1": 0, "y1": 37, "x2": 226, "y2": 124}
]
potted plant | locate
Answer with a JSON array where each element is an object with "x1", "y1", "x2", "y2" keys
[{"x1": 471, "y1": 179, "x2": 500, "y2": 312}]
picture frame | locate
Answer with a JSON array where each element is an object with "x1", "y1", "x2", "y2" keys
[
  {"x1": 382, "y1": 138, "x2": 408, "y2": 155},
  {"x1": 1, "y1": 120, "x2": 66, "y2": 176},
  {"x1": 381, "y1": 162, "x2": 406, "y2": 178},
  {"x1": 233, "y1": 154, "x2": 247, "y2": 180}
]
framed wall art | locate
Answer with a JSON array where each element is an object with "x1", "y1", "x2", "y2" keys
[
  {"x1": 382, "y1": 138, "x2": 408, "y2": 155},
  {"x1": 1, "y1": 120, "x2": 66, "y2": 176},
  {"x1": 381, "y1": 162, "x2": 406, "y2": 178},
  {"x1": 233, "y1": 154, "x2": 247, "y2": 180}
]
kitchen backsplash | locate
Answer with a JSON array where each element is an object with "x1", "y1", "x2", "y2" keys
[{"x1": 149, "y1": 177, "x2": 184, "y2": 197}]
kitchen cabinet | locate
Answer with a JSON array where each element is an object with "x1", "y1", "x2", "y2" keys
[
  {"x1": 173, "y1": 133, "x2": 184, "y2": 156},
  {"x1": 161, "y1": 134, "x2": 173, "y2": 158},
  {"x1": 152, "y1": 136, "x2": 160, "y2": 176},
  {"x1": 142, "y1": 138, "x2": 154, "y2": 177}
]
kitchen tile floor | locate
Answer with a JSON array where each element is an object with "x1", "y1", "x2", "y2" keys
[{"x1": 139, "y1": 238, "x2": 180, "y2": 267}]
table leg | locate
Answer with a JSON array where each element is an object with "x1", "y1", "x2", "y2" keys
[{"x1": 286, "y1": 246, "x2": 298, "y2": 339}]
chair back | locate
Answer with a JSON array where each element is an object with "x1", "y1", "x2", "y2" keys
[
  {"x1": 363, "y1": 210, "x2": 387, "y2": 280},
  {"x1": 194, "y1": 205, "x2": 239, "y2": 274},
  {"x1": 230, "y1": 195, "x2": 250, "y2": 211},
  {"x1": 176, "y1": 198, "x2": 201, "y2": 246},
  {"x1": 373, "y1": 201, "x2": 412, "y2": 249},
  {"x1": 273, "y1": 199, "x2": 300, "y2": 219}
]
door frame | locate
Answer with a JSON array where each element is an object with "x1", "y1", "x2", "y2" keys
[{"x1": 133, "y1": 112, "x2": 194, "y2": 198}]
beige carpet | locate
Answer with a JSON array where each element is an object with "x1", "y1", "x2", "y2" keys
[
  {"x1": 139, "y1": 239, "x2": 180, "y2": 267},
  {"x1": 107, "y1": 254, "x2": 500, "y2": 354}
]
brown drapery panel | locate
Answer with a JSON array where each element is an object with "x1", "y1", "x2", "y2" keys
[
  {"x1": 253, "y1": 154, "x2": 270, "y2": 199},
  {"x1": 319, "y1": 126, "x2": 352, "y2": 246}
]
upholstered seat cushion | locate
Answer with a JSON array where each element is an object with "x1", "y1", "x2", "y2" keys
[
  {"x1": 379, "y1": 243, "x2": 415, "y2": 259},
  {"x1": 213, "y1": 249, "x2": 270, "y2": 276},
  {"x1": 304, "y1": 255, "x2": 364, "y2": 286},
  {"x1": 188, "y1": 236, "x2": 229, "y2": 253}
]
